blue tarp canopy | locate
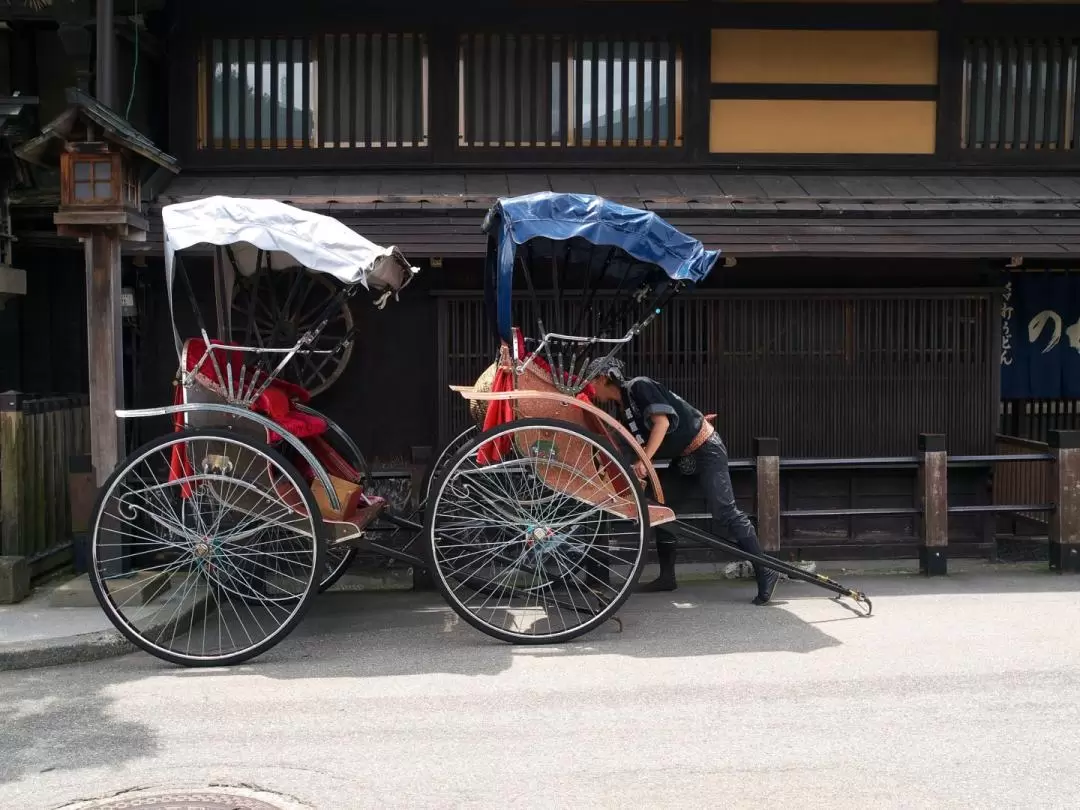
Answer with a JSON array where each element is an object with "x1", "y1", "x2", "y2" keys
[{"x1": 482, "y1": 192, "x2": 721, "y2": 341}]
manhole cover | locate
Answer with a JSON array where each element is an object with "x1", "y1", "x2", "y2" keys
[{"x1": 67, "y1": 793, "x2": 285, "y2": 810}]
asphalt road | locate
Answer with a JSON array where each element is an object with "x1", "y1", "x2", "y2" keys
[{"x1": 2, "y1": 571, "x2": 1078, "y2": 810}]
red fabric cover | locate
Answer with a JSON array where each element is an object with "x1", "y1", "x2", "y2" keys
[
  {"x1": 168, "y1": 385, "x2": 195, "y2": 499},
  {"x1": 476, "y1": 365, "x2": 516, "y2": 464}
]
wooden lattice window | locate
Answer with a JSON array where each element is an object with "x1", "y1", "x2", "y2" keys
[
  {"x1": 961, "y1": 36, "x2": 1079, "y2": 151},
  {"x1": 458, "y1": 34, "x2": 683, "y2": 148},
  {"x1": 197, "y1": 34, "x2": 429, "y2": 150}
]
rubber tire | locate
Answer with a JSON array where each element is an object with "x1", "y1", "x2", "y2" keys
[
  {"x1": 424, "y1": 417, "x2": 648, "y2": 645},
  {"x1": 88, "y1": 427, "x2": 326, "y2": 668},
  {"x1": 318, "y1": 547, "x2": 359, "y2": 593}
]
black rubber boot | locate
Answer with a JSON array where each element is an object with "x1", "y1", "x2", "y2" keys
[
  {"x1": 637, "y1": 538, "x2": 678, "y2": 592},
  {"x1": 752, "y1": 567, "x2": 780, "y2": 605}
]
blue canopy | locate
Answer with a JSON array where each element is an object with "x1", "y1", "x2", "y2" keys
[{"x1": 482, "y1": 192, "x2": 721, "y2": 341}]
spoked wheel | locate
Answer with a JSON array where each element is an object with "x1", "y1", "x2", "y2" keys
[
  {"x1": 425, "y1": 418, "x2": 648, "y2": 645},
  {"x1": 231, "y1": 265, "x2": 355, "y2": 397},
  {"x1": 89, "y1": 428, "x2": 325, "y2": 667}
]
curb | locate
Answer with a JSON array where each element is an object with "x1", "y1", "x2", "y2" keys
[{"x1": 0, "y1": 627, "x2": 135, "y2": 672}]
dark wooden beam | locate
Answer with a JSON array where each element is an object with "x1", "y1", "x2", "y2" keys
[
  {"x1": 710, "y1": 84, "x2": 938, "y2": 102},
  {"x1": 935, "y1": 0, "x2": 963, "y2": 161}
]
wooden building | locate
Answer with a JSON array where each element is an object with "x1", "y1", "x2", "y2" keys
[{"x1": 5, "y1": 0, "x2": 1080, "y2": 560}]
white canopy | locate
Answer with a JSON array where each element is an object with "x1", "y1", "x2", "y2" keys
[
  {"x1": 161, "y1": 195, "x2": 420, "y2": 356},
  {"x1": 162, "y1": 195, "x2": 418, "y2": 287}
]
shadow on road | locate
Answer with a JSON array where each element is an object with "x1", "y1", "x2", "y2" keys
[
  {"x1": 0, "y1": 667, "x2": 160, "y2": 787},
  {"x1": 231, "y1": 580, "x2": 849, "y2": 682}
]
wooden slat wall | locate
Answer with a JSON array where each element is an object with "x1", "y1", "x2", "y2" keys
[{"x1": 436, "y1": 290, "x2": 996, "y2": 458}]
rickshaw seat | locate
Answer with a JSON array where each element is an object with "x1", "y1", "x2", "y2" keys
[{"x1": 311, "y1": 474, "x2": 387, "y2": 525}]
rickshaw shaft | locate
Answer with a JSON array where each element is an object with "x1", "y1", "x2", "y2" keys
[{"x1": 657, "y1": 521, "x2": 872, "y2": 610}]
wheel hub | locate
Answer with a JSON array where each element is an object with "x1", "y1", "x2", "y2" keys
[{"x1": 193, "y1": 541, "x2": 211, "y2": 559}]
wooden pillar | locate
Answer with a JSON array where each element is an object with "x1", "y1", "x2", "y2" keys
[
  {"x1": 918, "y1": 433, "x2": 948, "y2": 576},
  {"x1": 754, "y1": 437, "x2": 780, "y2": 553},
  {"x1": 0, "y1": 391, "x2": 24, "y2": 557},
  {"x1": 85, "y1": 231, "x2": 125, "y2": 488},
  {"x1": 1048, "y1": 429, "x2": 1080, "y2": 574}
]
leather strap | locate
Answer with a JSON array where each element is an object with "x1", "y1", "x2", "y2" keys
[{"x1": 681, "y1": 418, "x2": 715, "y2": 456}]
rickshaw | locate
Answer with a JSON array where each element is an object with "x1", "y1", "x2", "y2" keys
[{"x1": 88, "y1": 192, "x2": 871, "y2": 668}]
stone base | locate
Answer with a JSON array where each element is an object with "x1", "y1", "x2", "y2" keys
[
  {"x1": 919, "y1": 545, "x2": 948, "y2": 577},
  {"x1": 49, "y1": 571, "x2": 172, "y2": 608},
  {"x1": 0, "y1": 556, "x2": 30, "y2": 604},
  {"x1": 1049, "y1": 542, "x2": 1080, "y2": 573}
]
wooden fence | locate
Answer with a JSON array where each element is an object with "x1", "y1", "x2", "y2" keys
[
  {"x1": 1, "y1": 392, "x2": 91, "y2": 573},
  {"x1": 994, "y1": 434, "x2": 1052, "y2": 527}
]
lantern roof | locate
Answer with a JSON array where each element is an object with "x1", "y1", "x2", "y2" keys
[{"x1": 14, "y1": 87, "x2": 179, "y2": 173}]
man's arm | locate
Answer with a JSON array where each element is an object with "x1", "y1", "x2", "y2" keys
[{"x1": 641, "y1": 414, "x2": 670, "y2": 462}]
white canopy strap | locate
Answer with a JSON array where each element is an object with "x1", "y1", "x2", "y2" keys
[{"x1": 161, "y1": 195, "x2": 420, "y2": 357}]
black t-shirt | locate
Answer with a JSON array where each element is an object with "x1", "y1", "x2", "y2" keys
[{"x1": 621, "y1": 377, "x2": 704, "y2": 458}]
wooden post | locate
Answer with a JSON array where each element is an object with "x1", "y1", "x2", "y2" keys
[
  {"x1": 918, "y1": 433, "x2": 948, "y2": 576},
  {"x1": 1048, "y1": 429, "x2": 1080, "y2": 574},
  {"x1": 85, "y1": 232, "x2": 125, "y2": 488},
  {"x1": 0, "y1": 391, "x2": 24, "y2": 557},
  {"x1": 754, "y1": 437, "x2": 780, "y2": 553}
]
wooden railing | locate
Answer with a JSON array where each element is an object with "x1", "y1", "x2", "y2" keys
[
  {"x1": 1000, "y1": 400, "x2": 1080, "y2": 444},
  {"x1": 994, "y1": 433, "x2": 1052, "y2": 527},
  {"x1": 0, "y1": 393, "x2": 90, "y2": 574}
]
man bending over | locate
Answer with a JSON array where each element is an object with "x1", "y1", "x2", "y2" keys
[{"x1": 590, "y1": 360, "x2": 780, "y2": 605}]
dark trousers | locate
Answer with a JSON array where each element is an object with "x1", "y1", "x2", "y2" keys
[{"x1": 684, "y1": 433, "x2": 769, "y2": 587}]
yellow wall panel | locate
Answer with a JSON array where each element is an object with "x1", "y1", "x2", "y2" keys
[
  {"x1": 709, "y1": 99, "x2": 937, "y2": 153},
  {"x1": 711, "y1": 30, "x2": 939, "y2": 85}
]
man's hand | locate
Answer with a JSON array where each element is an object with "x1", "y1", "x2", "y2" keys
[{"x1": 633, "y1": 414, "x2": 669, "y2": 483}]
